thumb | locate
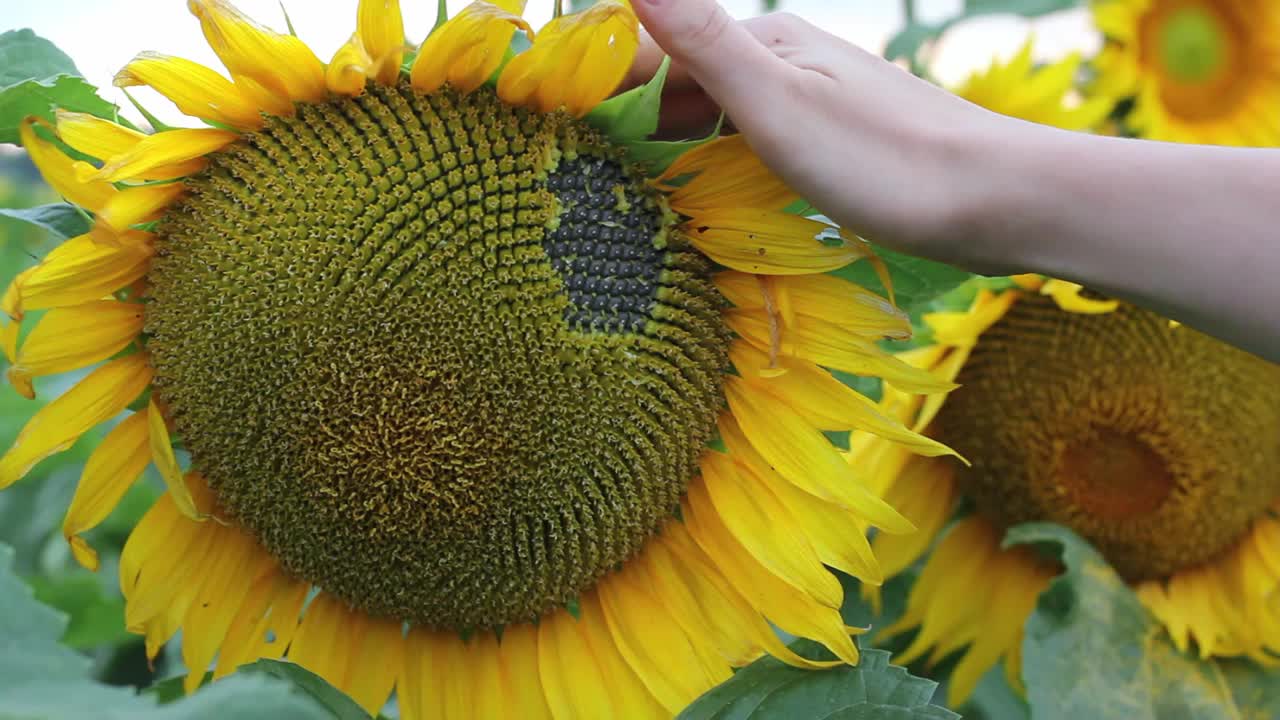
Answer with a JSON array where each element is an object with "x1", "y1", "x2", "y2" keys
[{"x1": 632, "y1": 0, "x2": 781, "y2": 110}]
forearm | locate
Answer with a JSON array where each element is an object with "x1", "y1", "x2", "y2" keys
[{"x1": 970, "y1": 120, "x2": 1280, "y2": 361}]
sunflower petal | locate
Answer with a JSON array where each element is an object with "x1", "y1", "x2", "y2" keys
[
  {"x1": 8, "y1": 301, "x2": 144, "y2": 399},
  {"x1": 493, "y1": 623, "x2": 554, "y2": 719},
  {"x1": 214, "y1": 568, "x2": 308, "y2": 678},
  {"x1": 97, "y1": 183, "x2": 185, "y2": 232},
  {"x1": 56, "y1": 111, "x2": 211, "y2": 182},
  {"x1": 1040, "y1": 279, "x2": 1121, "y2": 315},
  {"x1": 182, "y1": 528, "x2": 258, "y2": 692},
  {"x1": 147, "y1": 400, "x2": 202, "y2": 520},
  {"x1": 62, "y1": 411, "x2": 150, "y2": 571},
  {"x1": 411, "y1": 1, "x2": 531, "y2": 95},
  {"x1": 114, "y1": 52, "x2": 265, "y2": 130},
  {"x1": 21, "y1": 118, "x2": 117, "y2": 214},
  {"x1": 497, "y1": 0, "x2": 638, "y2": 117},
  {"x1": 91, "y1": 128, "x2": 237, "y2": 183},
  {"x1": 14, "y1": 232, "x2": 154, "y2": 316},
  {"x1": 188, "y1": 0, "x2": 327, "y2": 104},
  {"x1": 657, "y1": 135, "x2": 799, "y2": 213},
  {"x1": 327, "y1": 35, "x2": 376, "y2": 96},
  {"x1": 290, "y1": 593, "x2": 403, "y2": 715},
  {"x1": 0, "y1": 353, "x2": 152, "y2": 489},
  {"x1": 715, "y1": 271, "x2": 909, "y2": 339},
  {"x1": 357, "y1": 0, "x2": 406, "y2": 85},
  {"x1": 683, "y1": 209, "x2": 866, "y2": 275}
]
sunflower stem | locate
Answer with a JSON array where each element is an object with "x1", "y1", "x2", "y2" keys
[{"x1": 902, "y1": 0, "x2": 926, "y2": 77}]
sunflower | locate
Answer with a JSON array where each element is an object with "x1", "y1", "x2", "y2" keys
[
  {"x1": 852, "y1": 277, "x2": 1280, "y2": 706},
  {"x1": 952, "y1": 39, "x2": 1112, "y2": 131},
  {"x1": 0, "y1": 0, "x2": 960, "y2": 716},
  {"x1": 1092, "y1": 0, "x2": 1280, "y2": 145}
]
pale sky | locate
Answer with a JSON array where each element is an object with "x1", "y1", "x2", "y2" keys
[{"x1": 4, "y1": 1, "x2": 1100, "y2": 127}]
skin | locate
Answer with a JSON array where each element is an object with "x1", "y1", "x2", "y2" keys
[{"x1": 627, "y1": 0, "x2": 1280, "y2": 362}]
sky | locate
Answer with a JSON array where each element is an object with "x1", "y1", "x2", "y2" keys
[{"x1": 4, "y1": 0, "x2": 1100, "y2": 127}]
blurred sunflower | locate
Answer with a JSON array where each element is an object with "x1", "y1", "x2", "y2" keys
[
  {"x1": 1092, "y1": 0, "x2": 1280, "y2": 145},
  {"x1": 0, "y1": 0, "x2": 958, "y2": 716},
  {"x1": 854, "y1": 278, "x2": 1280, "y2": 705},
  {"x1": 953, "y1": 39, "x2": 1111, "y2": 131}
]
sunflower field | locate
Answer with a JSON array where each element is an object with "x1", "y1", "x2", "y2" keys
[{"x1": 1, "y1": 0, "x2": 1278, "y2": 718}]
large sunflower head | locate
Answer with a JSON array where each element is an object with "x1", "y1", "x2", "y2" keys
[
  {"x1": 856, "y1": 277, "x2": 1280, "y2": 706},
  {"x1": 1092, "y1": 0, "x2": 1280, "y2": 145},
  {"x1": 0, "y1": 0, "x2": 959, "y2": 715}
]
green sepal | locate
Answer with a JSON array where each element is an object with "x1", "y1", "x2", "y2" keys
[
  {"x1": 624, "y1": 115, "x2": 725, "y2": 178},
  {"x1": 585, "y1": 56, "x2": 671, "y2": 145}
]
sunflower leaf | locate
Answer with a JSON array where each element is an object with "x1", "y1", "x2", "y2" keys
[
  {"x1": 0, "y1": 541, "x2": 340, "y2": 718},
  {"x1": 586, "y1": 56, "x2": 670, "y2": 144},
  {"x1": 830, "y1": 245, "x2": 973, "y2": 314},
  {"x1": 0, "y1": 30, "x2": 120, "y2": 146},
  {"x1": 0, "y1": 202, "x2": 91, "y2": 241},
  {"x1": 1007, "y1": 523, "x2": 1280, "y2": 720},
  {"x1": 678, "y1": 643, "x2": 958, "y2": 720}
]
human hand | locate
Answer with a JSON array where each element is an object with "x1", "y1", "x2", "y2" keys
[{"x1": 627, "y1": 0, "x2": 1029, "y2": 275}]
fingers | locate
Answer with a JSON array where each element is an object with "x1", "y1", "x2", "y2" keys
[{"x1": 630, "y1": 0, "x2": 784, "y2": 109}]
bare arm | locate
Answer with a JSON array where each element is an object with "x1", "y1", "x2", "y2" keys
[{"x1": 630, "y1": 0, "x2": 1280, "y2": 361}]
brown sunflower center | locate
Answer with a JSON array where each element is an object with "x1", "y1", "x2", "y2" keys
[
  {"x1": 144, "y1": 82, "x2": 729, "y2": 630},
  {"x1": 932, "y1": 293, "x2": 1280, "y2": 581},
  {"x1": 1139, "y1": 0, "x2": 1249, "y2": 121}
]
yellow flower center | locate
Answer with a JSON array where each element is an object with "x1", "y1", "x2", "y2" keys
[
  {"x1": 145, "y1": 83, "x2": 729, "y2": 630},
  {"x1": 932, "y1": 294, "x2": 1280, "y2": 581}
]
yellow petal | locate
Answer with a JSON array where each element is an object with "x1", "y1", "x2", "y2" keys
[
  {"x1": 492, "y1": 623, "x2": 554, "y2": 719},
  {"x1": 357, "y1": 0, "x2": 406, "y2": 85},
  {"x1": 597, "y1": 560, "x2": 730, "y2": 714},
  {"x1": 683, "y1": 209, "x2": 867, "y2": 275},
  {"x1": 188, "y1": 0, "x2": 327, "y2": 104},
  {"x1": 56, "y1": 111, "x2": 212, "y2": 182},
  {"x1": 182, "y1": 527, "x2": 257, "y2": 692},
  {"x1": 698, "y1": 453, "x2": 843, "y2": 607},
  {"x1": 726, "y1": 309, "x2": 956, "y2": 395},
  {"x1": 497, "y1": 0, "x2": 638, "y2": 117},
  {"x1": 657, "y1": 135, "x2": 799, "y2": 213},
  {"x1": 99, "y1": 183, "x2": 185, "y2": 231},
  {"x1": 411, "y1": 2, "x2": 531, "y2": 95},
  {"x1": 715, "y1": 271, "x2": 909, "y2": 339},
  {"x1": 9, "y1": 301, "x2": 144, "y2": 399},
  {"x1": 0, "y1": 353, "x2": 152, "y2": 489},
  {"x1": 290, "y1": 593, "x2": 403, "y2": 715},
  {"x1": 21, "y1": 118, "x2": 117, "y2": 214},
  {"x1": 924, "y1": 289, "x2": 1019, "y2": 347},
  {"x1": 114, "y1": 52, "x2": 265, "y2": 130},
  {"x1": 1040, "y1": 279, "x2": 1120, "y2": 315},
  {"x1": 869, "y1": 457, "x2": 957, "y2": 591},
  {"x1": 682, "y1": 491, "x2": 862, "y2": 665},
  {"x1": 91, "y1": 128, "x2": 237, "y2": 183},
  {"x1": 214, "y1": 568, "x2": 308, "y2": 678},
  {"x1": 15, "y1": 232, "x2": 153, "y2": 316},
  {"x1": 723, "y1": 376, "x2": 914, "y2": 534},
  {"x1": 147, "y1": 399, "x2": 202, "y2": 520},
  {"x1": 327, "y1": 35, "x2": 376, "y2": 97},
  {"x1": 730, "y1": 342, "x2": 958, "y2": 459},
  {"x1": 61, "y1": 411, "x2": 150, "y2": 571}
]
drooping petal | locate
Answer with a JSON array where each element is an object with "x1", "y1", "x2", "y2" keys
[
  {"x1": 7, "y1": 300, "x2": 144, "y2": 399},
  {"x1": 290, "y1": 593, "x2": 403, "y2": 715},
  {"x1": 114, "y1": 52, "x2": 265, "y2": 130},
  {"x1": 213, "y1": 567, "x2": 308, "y2": 678},
  {"x1": 1040, "y1": 279, "x2": 1121, "y2": 314},
  {"x1": 683, "y1": 209, "x2": 868, "y2": 275},
  {"x1": 182, "y1": 527, "x2": 258, "y2": 692},
  {"x1": 62, "y1": 410, "x2": 150, "y2": 571},
  {"x1": 327, "y1": 35, "x2": 376, "y2": 96},
  {"x1": 98, "y1": 183, "x2": 186, "y2": 231},
  {"x1": 56, "y1": 112, "x2": 212, "y2": 181},
  {"x1": 147, "y1": 399, "x2": 202, "y2": 520},
  {"x1": 20, "y1": 118, "x2": 117, "y2": 214},
  {"x1": 357, "y1": 0, "x2": 406, "y2": 85},
  {"x1": 411, "y1": 1, "x2": 531, "y2": 95},
  {"x1": 0, "y1": 353, "x2": 152, "y2": 489},
  {"x1": 91, "y1": 128, "x2": 238, "y2": 183},
  {"x1": 657, "y1": 135, "x2": 799, "y2": 213},
  {"x1": 188, "y1": 0, "x2": 327, "y2": 104},
  {"x1": 497, "y1": 0, "x2": 638, "y2": 117},
  {"x1": 715, "y1": 271, "x2": 909, "y2": 339},
  {"x1": 13, "y1": 232, "x2": 154, "y2": 317}
]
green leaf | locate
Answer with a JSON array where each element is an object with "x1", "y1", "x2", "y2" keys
[
  {"x1": 1008, "y1": 523, "x2": 1280, "y2": 720},
  {"x1": 0, "y1": 30, "x2": 119, "y2": 145},
  {"x1": 0, "y1": 203, "x2": 91, "y2": 241},
  {"x1": 678, "y1": 643, "x2": 958, "y2": 720},
  {"x1": 0, "y1": 29, "x2": 80, "y2": 88},
  {"x1": 0, "y1": 542, "x2": 341, "y2": 719},
  {"x1": 586, "y1": 57, "x2": 671, "y2": 145},
  {"x1": 26, "y1": 571, "x2": 130, "y2": 650},
  {"x1": 831, "y1": 246, "x2": 973, "y2": 313},
  {"x1": 238, "y1": 661, "x2": 372, "y2": 720}
]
